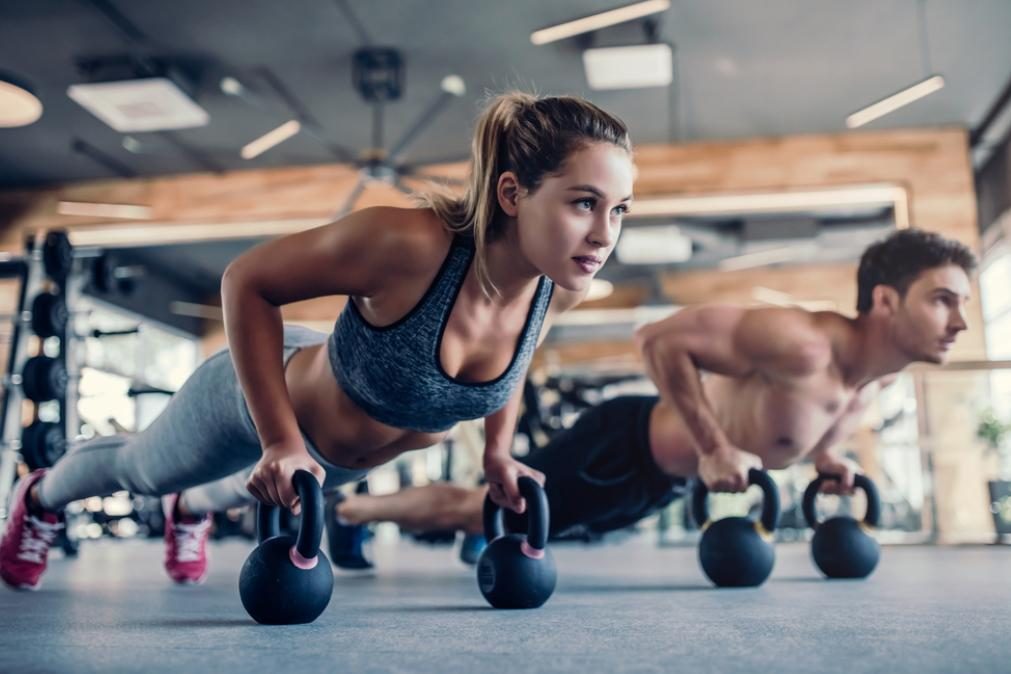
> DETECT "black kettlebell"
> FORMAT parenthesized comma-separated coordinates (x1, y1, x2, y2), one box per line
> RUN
(239, 470, 333, 624)
(692, 468, 780, 588)
(477, 476, 556, 609)
(803, 473, 881, 579)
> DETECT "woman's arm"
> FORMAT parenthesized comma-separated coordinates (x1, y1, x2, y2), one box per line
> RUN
(223, 206, 448, 510)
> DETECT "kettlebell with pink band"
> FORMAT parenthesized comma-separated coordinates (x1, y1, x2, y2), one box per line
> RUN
(239, 469, 333, 624)
(477, 476, 556, 609)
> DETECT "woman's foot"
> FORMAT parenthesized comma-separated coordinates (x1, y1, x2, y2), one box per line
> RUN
(0, 469, 65, 590)
(162, 493, 212, 584)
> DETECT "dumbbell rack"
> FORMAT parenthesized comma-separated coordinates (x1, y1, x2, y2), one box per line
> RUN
(0, 232, 83, 519)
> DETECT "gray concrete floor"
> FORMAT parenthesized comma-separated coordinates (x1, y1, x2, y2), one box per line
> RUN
(1, 536, 1008, 673)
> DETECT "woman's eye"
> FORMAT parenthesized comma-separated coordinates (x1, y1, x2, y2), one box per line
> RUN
(575, 198, 595, 210)
(613, 204, 629, 216)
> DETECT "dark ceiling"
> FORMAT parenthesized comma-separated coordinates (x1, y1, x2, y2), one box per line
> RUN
(3, 1, 1008, 334)
(2, 0, 1010, 189)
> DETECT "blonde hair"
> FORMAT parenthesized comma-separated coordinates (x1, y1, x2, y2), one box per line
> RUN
(419, 92, 631, 296)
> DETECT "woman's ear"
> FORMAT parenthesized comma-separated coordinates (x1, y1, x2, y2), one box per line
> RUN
(496, 171, 521, 217)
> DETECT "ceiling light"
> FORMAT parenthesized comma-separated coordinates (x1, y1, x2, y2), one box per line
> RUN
(440, 75, 466, 96)
(583, 43, 673, 90)
(220, 76, 244, 96)
(531, 0, 670, 45)
(0, 74, 43, 127)
(241, 120, 301, 160)
(845, 75, 944, 128)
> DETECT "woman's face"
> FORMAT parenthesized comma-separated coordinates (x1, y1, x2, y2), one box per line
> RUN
(505, 142, 634, 292)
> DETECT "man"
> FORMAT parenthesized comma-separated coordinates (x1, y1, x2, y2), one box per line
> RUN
(332, 228, 976, 556)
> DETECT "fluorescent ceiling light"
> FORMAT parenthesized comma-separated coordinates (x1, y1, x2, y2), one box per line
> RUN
(531, 0, 670, 45)
(241, 120, 301, 160)
(616, 225, 693, 264)
(0, 76, 42, 127)
(845, 75, 945, 129)
(57, 201, 152, 220)
(67, 77, 209, 133)
(719, 243, 818, 271)
(583, 43, 673, 90)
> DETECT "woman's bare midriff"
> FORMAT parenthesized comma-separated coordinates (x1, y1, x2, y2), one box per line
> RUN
(284, 343, 450, 469)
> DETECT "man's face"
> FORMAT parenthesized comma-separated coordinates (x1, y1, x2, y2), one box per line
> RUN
(887, 264, 972, 364)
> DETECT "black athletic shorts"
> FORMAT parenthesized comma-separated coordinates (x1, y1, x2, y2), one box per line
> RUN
(504, 395, 689, 538)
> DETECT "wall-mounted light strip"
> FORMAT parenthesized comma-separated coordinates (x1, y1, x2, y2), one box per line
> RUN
(241, 119, 301, 160)
(630, 184, 909, 229)
(718, 243, 818, 272)
(57, 201, 152, 220)
(531, 0, 670, 45)
(846, 75, 945, 129)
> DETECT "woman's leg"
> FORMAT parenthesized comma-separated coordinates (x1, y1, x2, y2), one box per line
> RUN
(37, 349, 262, 511)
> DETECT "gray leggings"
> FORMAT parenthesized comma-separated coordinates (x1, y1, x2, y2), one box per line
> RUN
(38, 325, 369, 514)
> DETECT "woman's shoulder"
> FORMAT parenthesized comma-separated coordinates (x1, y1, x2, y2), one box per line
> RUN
(352, 206, 455, 275)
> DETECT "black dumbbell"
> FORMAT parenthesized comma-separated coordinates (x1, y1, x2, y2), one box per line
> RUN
(20, 420, 67, 470)
(42, 231, 73, 283)
(20, 355, 68, 402)
(30, 292, 69, 338)
(803, 473, 881, 579)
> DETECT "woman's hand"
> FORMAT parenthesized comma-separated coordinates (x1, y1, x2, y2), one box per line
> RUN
(246, 442, 326, 515)
(483, 453, 545, 514)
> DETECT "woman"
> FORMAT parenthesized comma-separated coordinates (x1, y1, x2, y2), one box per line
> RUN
(1, 92, 635, 589)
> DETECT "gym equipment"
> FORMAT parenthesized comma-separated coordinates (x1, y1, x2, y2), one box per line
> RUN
(477, 476, 556, 609)
(20, 355, 68, 403)
(90, 254, 143, 296)
(20, 420, 67, 470)
(239, 470, 333, 625)
(29, 291, 68, 338)
(42, 231, 73, 283)
(692, 468, 780, 587)
(803, 473, 881, 579)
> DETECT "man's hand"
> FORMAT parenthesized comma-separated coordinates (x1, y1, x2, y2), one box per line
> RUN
(813, 453, 860, 495)
(697, 444, 763, 492)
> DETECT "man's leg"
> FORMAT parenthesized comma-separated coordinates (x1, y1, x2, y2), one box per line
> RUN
(337, 483, 487, 535)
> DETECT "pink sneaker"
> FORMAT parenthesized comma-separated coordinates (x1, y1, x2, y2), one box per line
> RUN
(0, 469, 65, 591)
(162, 493, 211, 585)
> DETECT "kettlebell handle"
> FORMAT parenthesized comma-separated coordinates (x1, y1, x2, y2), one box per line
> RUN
(255, 469, 325, 561)
(692, 468, 780, 533)
(482, 476, 550, 550)
(802, 473, 880, 529)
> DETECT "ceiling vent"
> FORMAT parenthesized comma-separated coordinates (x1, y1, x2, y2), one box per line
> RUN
(67, 55, 209, 132)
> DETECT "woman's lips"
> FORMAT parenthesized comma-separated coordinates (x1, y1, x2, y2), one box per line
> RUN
(573, 256, 602, 274)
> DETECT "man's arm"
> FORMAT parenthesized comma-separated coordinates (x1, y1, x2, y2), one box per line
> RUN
(635, 305, 831, 455)
(808, 377, 895, 493)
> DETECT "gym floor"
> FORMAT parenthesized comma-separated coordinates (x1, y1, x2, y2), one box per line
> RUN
(1, 537, 1007, 673)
